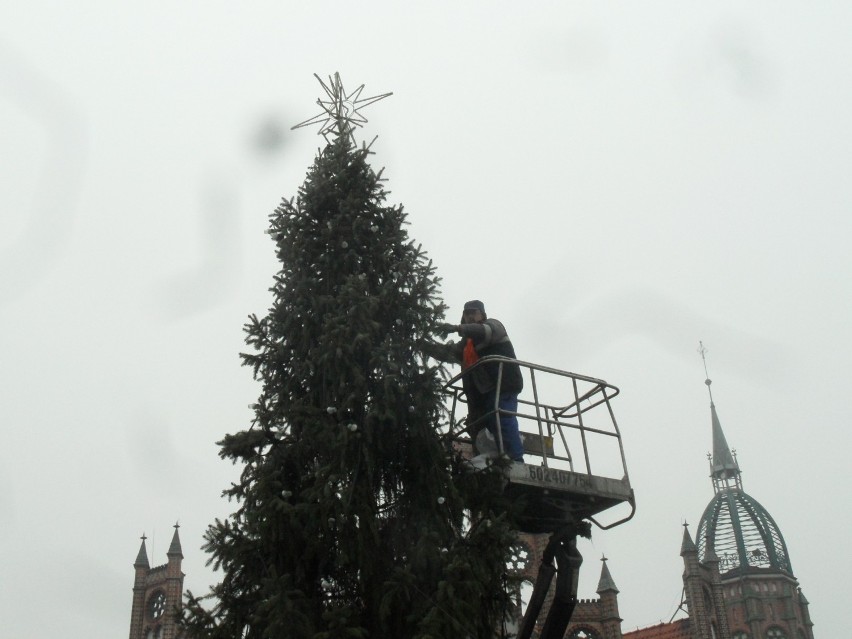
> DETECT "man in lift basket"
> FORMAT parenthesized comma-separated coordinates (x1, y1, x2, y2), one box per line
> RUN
(438, 300, 525, 463)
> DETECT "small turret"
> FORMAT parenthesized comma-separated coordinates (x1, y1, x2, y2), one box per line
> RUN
(129, 534, 149, 639)
(134, 534, 150, 569)
(703, 534, 719, 566)
(596, 555, 619, 594)
(167, 522, 183, 559)
(680, 523, 697, 557)
(596, 556, 623, 639)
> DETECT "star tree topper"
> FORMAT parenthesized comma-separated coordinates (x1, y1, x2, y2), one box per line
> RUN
(292, 72, 392, 144)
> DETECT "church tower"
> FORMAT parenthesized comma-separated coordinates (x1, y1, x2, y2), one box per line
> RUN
(680, 522, 730, 639)
(694, 345, 814, 639)
(128, 524, 185, 639)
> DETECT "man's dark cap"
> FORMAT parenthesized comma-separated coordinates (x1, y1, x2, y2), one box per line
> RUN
(463, 300, 485, 313)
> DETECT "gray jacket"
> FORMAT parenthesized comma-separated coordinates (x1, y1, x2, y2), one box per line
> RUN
(453, 318, 523, 396)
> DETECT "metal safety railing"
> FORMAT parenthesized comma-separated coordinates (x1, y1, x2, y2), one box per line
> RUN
(442, 356, 630, 485)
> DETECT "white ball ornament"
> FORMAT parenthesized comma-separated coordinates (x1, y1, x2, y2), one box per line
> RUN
(437, 496, 445, 505)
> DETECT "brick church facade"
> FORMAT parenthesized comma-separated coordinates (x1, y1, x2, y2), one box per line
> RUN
(128, 524, 185, 639)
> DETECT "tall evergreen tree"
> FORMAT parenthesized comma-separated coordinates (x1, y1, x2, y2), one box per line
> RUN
(181, 76, 518, 639)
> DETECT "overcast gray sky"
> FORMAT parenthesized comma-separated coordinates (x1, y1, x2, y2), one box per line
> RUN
(1, 2, 849, 637)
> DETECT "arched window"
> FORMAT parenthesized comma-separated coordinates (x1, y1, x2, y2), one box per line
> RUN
(147, 591, 167, 621)
(766, 627, 788, 639)
(732, 631, 749, 639)
(507, 541, 531, 574)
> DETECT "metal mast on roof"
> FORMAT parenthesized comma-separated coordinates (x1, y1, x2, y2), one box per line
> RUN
(698, 340, 714, 404)
(292, 72, 392, 145)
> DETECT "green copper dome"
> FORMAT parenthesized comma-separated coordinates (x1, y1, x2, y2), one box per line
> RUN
(696, 488, 792, 576)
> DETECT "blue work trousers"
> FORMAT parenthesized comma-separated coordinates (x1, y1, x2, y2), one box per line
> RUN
(485, 390, 524, 462)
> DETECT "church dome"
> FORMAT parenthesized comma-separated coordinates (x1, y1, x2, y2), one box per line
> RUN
(693, 356, 795, 578)
(696, 488, 792, 576)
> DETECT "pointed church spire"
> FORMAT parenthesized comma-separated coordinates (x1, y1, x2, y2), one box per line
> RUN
(596, 555, 619, 593)
(167, 521, 183, 558)
(680, 523, 697, 556)
(699, 342, 742, 493)
(703, 531, 720, 564)
(134, 533, 150, 568)
(710, 403, 740, 481)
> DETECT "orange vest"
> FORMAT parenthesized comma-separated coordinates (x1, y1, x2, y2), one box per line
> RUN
(462, 338, 479, 369)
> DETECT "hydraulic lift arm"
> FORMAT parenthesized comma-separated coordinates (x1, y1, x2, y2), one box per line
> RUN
(516, 523, 587, 639)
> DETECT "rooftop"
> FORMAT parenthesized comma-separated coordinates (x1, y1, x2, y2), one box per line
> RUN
(623, 619, 691, 639)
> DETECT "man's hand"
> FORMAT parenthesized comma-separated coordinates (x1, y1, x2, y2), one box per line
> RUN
(434, 322, 458, 337)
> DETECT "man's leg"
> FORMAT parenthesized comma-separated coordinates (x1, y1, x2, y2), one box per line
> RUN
(465, 397, 486, 449)
(497, 392, 524, 462)
(485, 389, 525, 462)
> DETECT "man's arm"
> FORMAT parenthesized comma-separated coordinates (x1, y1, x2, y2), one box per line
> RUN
(458, 318, 507, 348)
(423, 339, 463, 364)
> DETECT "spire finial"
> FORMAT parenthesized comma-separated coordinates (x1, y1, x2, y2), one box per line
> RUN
(698, 341, 714, 403)
(292, 73, 392, 144)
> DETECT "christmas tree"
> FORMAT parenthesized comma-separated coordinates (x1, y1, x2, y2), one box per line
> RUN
(181, 74, 518, 639)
